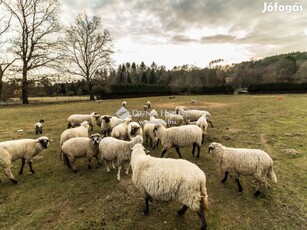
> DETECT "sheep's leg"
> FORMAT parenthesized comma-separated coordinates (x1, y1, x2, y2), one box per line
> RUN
(177, 205, 188, 216)
(27, 161, 35, 174)
(145, 135, 148, 143)
(112, 161, 116, 169)
(125, 164, 130, 175)
(156, 139, 160, 147)
(87, 157, 92, 169)
(196, 144, 201, 158)
(117, 165, 121, 181)
(143, 193, 152, 215)
(192, 143, 196, 156)
(208, 120, 213, 128)
(160, 148, 168, 158)
(95, 156, 102, 167)
(235, 178, 243, 193)
(197, 204, 207, 230)
(104, 160, 110, 172)
(3, 167, 18, 184)
(69, 158, 78, 173)
(202, 134, 205, 144)
(221, 171, 229, 183)
(175, 147, 183, 158)
(19, 158, 26, 175)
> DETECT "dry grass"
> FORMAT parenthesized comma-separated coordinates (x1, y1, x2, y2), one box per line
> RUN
(0, 95, 306, 229)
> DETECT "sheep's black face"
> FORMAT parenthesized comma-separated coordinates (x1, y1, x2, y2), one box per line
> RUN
(208, 146, 214, 154)
(39, 139, 50, 149)
(103, 116, 110, 123)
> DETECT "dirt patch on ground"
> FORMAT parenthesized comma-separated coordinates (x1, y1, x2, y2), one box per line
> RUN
(157, 102, 227, 110)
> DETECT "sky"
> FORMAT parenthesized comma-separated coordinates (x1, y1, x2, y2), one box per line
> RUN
(3, 0, 307, 70)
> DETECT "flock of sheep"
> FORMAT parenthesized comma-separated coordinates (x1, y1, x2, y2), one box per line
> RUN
(0, 99, 278, 230)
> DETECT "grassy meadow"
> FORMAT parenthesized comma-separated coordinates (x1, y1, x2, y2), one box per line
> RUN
(0, 95, 306, 230)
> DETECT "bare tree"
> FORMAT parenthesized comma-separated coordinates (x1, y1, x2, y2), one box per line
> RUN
(0, 9, 15, 101)
(2, 0, 60, 104)
(61, 13, 113, 100)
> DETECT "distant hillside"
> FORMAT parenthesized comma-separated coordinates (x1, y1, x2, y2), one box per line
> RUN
(228, 51, 307, 88)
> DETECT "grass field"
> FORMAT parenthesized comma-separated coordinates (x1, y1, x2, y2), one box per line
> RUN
(0, 95, 306, 230)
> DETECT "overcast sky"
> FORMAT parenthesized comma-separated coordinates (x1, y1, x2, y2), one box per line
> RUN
(18, 0, 307, 69)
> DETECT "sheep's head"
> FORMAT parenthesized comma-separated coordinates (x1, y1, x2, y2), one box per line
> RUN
(39, 119, 45, 123)
(153, 124, 162, 136)
(132, 135, 143, 144)
(102, 115, 111, 123)
(91, 112, 101, 118)
(130, 126, 140, 136)
(131, 143, 149, 155)
(90, 133, 102, 146)
(208, 142, 222, 154)
(37, 136, 52, 149)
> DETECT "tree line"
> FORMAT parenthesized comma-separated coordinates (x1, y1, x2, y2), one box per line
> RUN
(1, 1, 307, 103)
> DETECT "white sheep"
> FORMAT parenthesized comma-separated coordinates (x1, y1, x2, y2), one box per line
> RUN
(208, 142, 277, 197)
(61, 133, 102, 172)
(177, 108, 213, 128)
(98, 135, 143, 180)
(128, 122, 143, 140)
(101, 115, 124, 136)
(175, 106, 188, 114)
(153, 124, 202, 158)
(143, 121, 159, 149)
(110, 116, 132, 140)
(122, 101, 127, 107)
(149, 115, 167, 127)
(196, 114, 209, 144)
(67, 112, 100, 131)
(165, 111, 184, 127)
(0, 136, 52, 184)
(34, 119, 45, 135)
(130, 143, 208, 230)
(149, 109, 158, 118)
(60, 121, 90, 146)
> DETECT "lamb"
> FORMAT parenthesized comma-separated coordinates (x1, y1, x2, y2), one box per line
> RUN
(165, 111, 184, 127)
(130, 143, 209, 230)
(67, 112, 100, 131)
(175, 106, 188, 114)
(122, 101, 127, 107)
(0, 136, 52, 184)
(101, 115, 124, 136)
(98, 135, 143, 180)
(196, 114, 209, 144)
(61, 133, 102, 172)
(149, 109, 158, 118)
(143, 121, 159, 149)
(60, 121, 90, 146)
(153, 124, 202, 158)
(34, 119, 45, 135)
(128, 122, 143, 140)
(208, 142, 277, 197)
(110, 116, 132, 140)
(149, 115, 167, 127)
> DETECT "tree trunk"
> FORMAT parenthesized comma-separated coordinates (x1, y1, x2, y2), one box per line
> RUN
(22, 69, 29, 104)
(88, 82, 94, 100)
(0, 66, 3, 101)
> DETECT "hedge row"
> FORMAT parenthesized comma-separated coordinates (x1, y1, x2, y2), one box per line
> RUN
(248, 83, 307, 94)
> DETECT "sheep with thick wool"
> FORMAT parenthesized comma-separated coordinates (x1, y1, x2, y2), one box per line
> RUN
(143, 120, 159, 149)
(196, 114, 209, 144)
(128, 122, 143, 140)
(165, 111, 184, 127)
(111, 116, 132, 140)
(101, 115, 124, 136)
(0, 136, 52, 184)
(60, 121, 90, 146)
(149, 115, 167, 127)
(130, 143, 209, 230)
(67, 112, 100, 131)
(61, 133, 102, 172)
(99, 135, 143, 180)
(177, 108, 213, 128)
(208, 142, 277, 197)
(153, 124, 202, 158)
